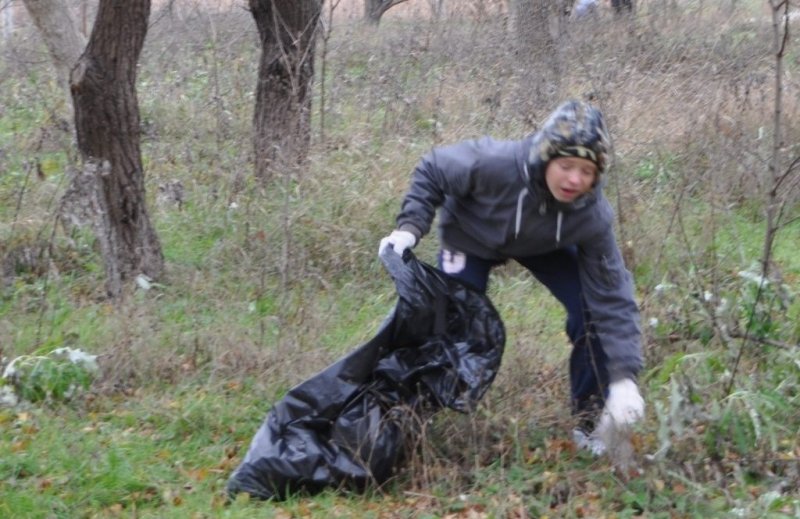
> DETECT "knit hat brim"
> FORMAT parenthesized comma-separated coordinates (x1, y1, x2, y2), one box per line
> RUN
(555, 145, 599, 164)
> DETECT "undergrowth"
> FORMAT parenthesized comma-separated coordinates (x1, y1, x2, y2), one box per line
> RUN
(0, 1, 799, 517)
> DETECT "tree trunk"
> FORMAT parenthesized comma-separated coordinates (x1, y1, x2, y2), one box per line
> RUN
(364, 0, 408, 25)
(22, 0, 87, 119)
(510, 0, 569, 45)
(69, 0, 163, 297)
(610, 0, 634, 14)
(426, 0, 445, 20)
(250, 0, 322, 181)
(509, 0, 569, 110)
(2, 3, 15, 40)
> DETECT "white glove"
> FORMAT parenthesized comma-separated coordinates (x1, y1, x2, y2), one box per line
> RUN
(579, 379, 644, 456)
(378, 230, 416, 256)
(596, 378, 645, 432)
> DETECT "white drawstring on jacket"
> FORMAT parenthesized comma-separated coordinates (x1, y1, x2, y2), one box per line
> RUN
(556, 211, 563, 246)
(515, 188, 528, 238)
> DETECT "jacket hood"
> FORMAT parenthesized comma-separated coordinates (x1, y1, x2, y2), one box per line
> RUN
(524, 100, 612, 210)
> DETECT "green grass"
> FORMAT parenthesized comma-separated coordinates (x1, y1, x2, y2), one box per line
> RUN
(0, 387, 255, 518)
(3, 381, 779, 518)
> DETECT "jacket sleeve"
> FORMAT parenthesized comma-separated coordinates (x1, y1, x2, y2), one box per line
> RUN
(395, 140, 479, 240)
(577, 220, 643, 383)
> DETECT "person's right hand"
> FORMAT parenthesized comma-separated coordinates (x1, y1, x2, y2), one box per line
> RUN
(378, 230, 416, 257)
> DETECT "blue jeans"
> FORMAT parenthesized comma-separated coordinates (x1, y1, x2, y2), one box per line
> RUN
(438, 246, 609, 421)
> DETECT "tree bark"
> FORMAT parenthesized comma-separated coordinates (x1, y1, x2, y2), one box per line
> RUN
(364, 0, 408, 25)
(22, 0, 87, 118)
(610, 0, 634, 14)
(250, 0, 322, 181)
(69, 0, 163, 297)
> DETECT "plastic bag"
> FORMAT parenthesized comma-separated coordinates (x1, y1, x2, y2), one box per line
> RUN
(226, 249, 506, 500)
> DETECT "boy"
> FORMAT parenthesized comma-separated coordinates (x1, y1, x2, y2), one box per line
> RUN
(379, 100, 644, 453)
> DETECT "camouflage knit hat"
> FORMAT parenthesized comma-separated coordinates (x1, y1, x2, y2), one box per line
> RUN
(528, 100, 611, 175)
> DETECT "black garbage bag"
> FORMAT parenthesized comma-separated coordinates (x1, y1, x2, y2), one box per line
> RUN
(226, 248, 506, 500)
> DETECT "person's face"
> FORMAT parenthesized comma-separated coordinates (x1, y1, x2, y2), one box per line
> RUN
(544, 156, 598, 203)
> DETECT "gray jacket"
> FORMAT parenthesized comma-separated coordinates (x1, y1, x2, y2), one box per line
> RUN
(395, 136, 642, 382)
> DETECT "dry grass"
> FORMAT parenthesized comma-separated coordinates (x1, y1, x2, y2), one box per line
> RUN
(3, 0, 797, 379)
(1, 2, 799, 515)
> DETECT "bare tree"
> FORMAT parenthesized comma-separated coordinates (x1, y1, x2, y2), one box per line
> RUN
(2, 1, 15, 40)
(509, 0, 570, 45)
(364, 0, 409, 25)
(68, 0, 163, 297)
(508, 0, 570, 110)
(426, 0, 445, 19)
(318, 0, 342, 144)
(22, 0, 87, 118)
(250, 0, 322, 181)
(726, 0, 798, 394)
(761, 0, 799, 275)
(610, 0, 634, 14)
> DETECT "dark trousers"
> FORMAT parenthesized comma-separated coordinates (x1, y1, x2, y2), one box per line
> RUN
(438, 246, 609, 421)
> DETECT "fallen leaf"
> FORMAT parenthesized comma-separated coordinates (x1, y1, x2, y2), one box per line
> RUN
(210, 492, 229, 509)
(12, 439, 30, 452)
(183, 467, 209, 482)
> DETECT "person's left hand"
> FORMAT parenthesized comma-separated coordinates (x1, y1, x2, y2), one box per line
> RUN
(597, 378, 645, 431)
(575, 378, 644, 456)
